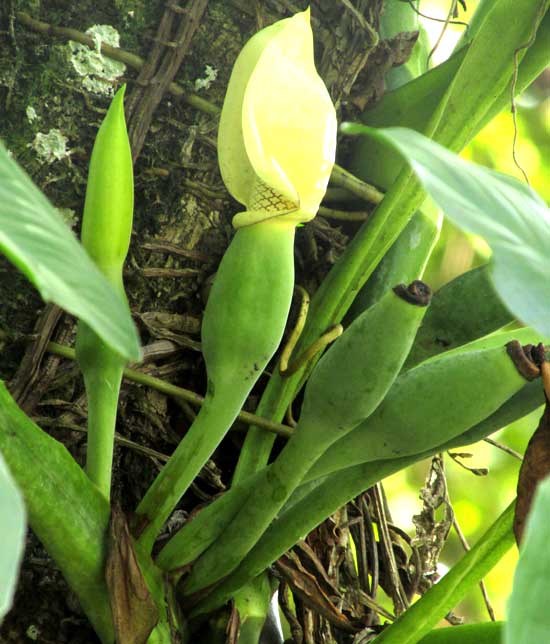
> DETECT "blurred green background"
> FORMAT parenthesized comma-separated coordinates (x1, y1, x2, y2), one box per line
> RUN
(381, 0, 549, 625)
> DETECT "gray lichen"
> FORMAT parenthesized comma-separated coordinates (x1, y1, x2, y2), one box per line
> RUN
(31, 129, 70, 163)
(194, 65, 218, 92)
(68, 25, 126, 96)
(25, 106, 38, 123)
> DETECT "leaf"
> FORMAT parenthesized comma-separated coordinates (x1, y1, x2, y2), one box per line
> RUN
(0, 143, 141, 361)
(275, 550, 357, 634)
(0, 453, 26, 622)
(506, 477, 550, 644)
(342, 124, 550, 337)
(0, 382, 114, 642)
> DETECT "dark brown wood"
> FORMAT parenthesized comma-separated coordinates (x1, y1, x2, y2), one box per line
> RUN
(126, 0, 209, 161)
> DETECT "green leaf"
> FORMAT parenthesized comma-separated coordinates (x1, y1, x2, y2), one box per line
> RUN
(0, 382, 113, 642)
(0, 453, 26, 622)
(506, 477, 550, 643)
(343, 124, 550, 337)
(0, 143, 141, 361)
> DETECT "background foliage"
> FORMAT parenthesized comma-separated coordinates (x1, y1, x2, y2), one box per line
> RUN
(385, 0, 549, 624)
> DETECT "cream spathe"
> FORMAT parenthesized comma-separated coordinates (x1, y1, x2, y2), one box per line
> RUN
(218, 9, 337, 228)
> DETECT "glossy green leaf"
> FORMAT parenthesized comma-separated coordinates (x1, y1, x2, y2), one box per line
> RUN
(0, 382, 113, 641)
(0, 453, 26, 622)
(0, 142, 141, 361)
(343, 124, 550, 337)
(506, 477, 550, 644)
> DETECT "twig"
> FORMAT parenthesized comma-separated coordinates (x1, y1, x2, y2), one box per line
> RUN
(9, 303, 62, 409)
(483, 437, 523, 461)
(279, 324, 343, 378)
(279, 285, 310, 376)
(330, 164, 384, 205)
(141, 240, 211, 263)
(36, 415, 171, 462)
(372, 483, 409, 614)
(447, 451, 488, 476)
(404, 1, 468, 29)
(140, 267, 200, 279)
(15, 11, 219, 116)
(427, 0, 458, 68)
(125, 0, 209, 160)
(361, 495, 379, 599)
(318, 206, 370, 222)
(46, 341, 293, 438)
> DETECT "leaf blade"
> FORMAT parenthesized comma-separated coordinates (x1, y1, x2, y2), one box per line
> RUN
(506, 477, 550, 644)
(344, 124, 550, 337)
(0, 453, 26, 622)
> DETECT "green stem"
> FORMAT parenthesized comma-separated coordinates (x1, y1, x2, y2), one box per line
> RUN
(329, 163, 384, 204)
(189, 285, 430, 593)
(234, 173, 422, 482)
(135, 386, 248, 553)
(231, 377, 287, 485)
(233, 575, 274, 644)
(418, 622, 503, 644)
(133, 542, 186, 643)
(155, 470, 264, 571)
(234, 168, 423, 475)
(184, 423, 323, 594)
(371, 504, 515, 644)
(189, 452, 515, 617)
(158, 375, 541, 581)
(189, 460, 404, 616)
(83, 352, 124, 497)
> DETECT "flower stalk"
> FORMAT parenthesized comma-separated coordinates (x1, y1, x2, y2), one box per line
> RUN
(135, 9, 337, 553)
(76, 85, 134, 500)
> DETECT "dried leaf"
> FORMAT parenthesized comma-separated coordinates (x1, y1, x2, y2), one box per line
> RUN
(226, 604, 240, 644)
(275, 551, 357, 634)
(514, 399, 550, 545)
(411, 455, 453, 588)
(105, 506, 159, 644)
(294, 541, 339, 596)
